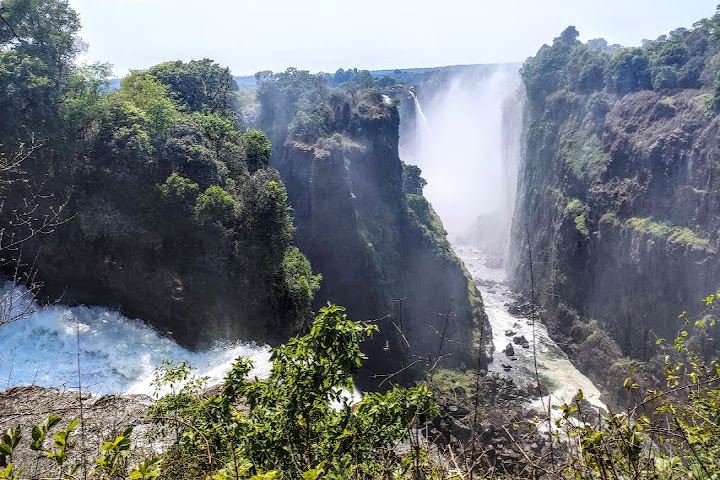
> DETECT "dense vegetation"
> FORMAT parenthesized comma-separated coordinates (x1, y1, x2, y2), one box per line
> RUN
(522, 9, 720, 111)
(0, 0, 320, 344)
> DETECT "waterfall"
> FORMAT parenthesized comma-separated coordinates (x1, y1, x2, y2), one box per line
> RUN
(399, 66, 521, 245)
(408, 90, 430, 150)
(397, 65, 606, 416)
(408, 90, 430, 138)
(0, 283, 271, 396)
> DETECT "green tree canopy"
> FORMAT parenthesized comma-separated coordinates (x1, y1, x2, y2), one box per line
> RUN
(0, 0, 82, 82)
(241, 129, 272, 173)
(401, 162, 427, 196)
(148, 59, 239, 115)
(605, 48, 652, 93)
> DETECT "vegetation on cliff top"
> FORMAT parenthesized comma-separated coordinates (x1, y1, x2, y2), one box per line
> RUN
(0, 0, 320, 344)
(522, 8, 720, 110)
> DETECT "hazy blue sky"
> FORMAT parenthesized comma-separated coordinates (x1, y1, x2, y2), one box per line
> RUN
(70, 0, 719, 77)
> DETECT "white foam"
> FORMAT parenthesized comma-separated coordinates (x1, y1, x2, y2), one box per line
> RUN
(454, 246, 606, 417)
(0, 283, 271, 396)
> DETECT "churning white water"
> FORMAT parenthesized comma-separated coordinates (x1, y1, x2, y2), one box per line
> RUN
(456, 247, 605, 416)
(0, 283, 271, 396)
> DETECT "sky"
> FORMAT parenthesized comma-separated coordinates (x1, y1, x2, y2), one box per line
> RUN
(70, 0, 719, 77)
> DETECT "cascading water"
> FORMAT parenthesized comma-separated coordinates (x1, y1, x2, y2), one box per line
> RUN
(400, 67, 521, 245)
(0, 283, 271, 396)
(408, 90, 430, 143)
(398, 65, 606, 415)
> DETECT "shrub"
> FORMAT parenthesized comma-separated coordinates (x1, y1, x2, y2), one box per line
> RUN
(158, 173, 199, 208)
(193, 185, 240, 227)
(150, 304, 439, 479)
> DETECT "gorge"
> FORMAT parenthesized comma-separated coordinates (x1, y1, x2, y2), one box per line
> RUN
(3, 1, 720, 476)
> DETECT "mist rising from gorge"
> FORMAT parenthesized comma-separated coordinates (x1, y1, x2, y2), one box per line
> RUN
(399, 65, 522, 249)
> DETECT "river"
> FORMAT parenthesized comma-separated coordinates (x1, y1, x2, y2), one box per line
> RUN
(455, 245, 606, 416)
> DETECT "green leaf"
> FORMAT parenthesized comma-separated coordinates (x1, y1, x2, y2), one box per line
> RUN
(303, 469, 319, 480)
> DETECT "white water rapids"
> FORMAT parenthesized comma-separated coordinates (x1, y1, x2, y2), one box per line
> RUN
(455, 246, 605, 415)
(0, 283, 272, 396)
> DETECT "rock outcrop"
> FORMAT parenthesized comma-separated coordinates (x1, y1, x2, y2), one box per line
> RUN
(259, 83, 490, 385)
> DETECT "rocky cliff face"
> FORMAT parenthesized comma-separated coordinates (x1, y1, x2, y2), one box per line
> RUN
(4, 61, 320, 350)
(262, 86, 489, 385)
(510, 42, 720, 401)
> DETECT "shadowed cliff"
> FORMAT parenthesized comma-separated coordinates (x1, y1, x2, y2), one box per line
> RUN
(252, 70, 490, 386)
(510, 23, 720, 405)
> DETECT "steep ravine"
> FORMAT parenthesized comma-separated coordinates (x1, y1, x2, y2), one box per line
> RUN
(393, 65, 606, 411)
(258, 84, 491, 385)
(455, 246, 605, 415)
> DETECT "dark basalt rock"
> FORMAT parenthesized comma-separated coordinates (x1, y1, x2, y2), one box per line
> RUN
(265, 98, 491, 386)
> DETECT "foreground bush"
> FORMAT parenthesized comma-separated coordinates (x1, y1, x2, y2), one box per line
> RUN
(150, 304, 440, 480)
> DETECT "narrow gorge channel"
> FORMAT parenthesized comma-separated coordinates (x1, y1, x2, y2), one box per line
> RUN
(399, 66, 606, 415)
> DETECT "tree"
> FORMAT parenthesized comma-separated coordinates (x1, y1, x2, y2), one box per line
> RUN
(559, 25, 581, 46)
(255, 67, 327, 144)
(651, 65, 679, 90)
(401, 162, 427, 196)
(148, 59, 239, 115)
(159, 172, 199, 211)
(586, 38, 622, 54)
(376, 75, 396, 87)
(605, 47, 652, 93)
(241, 130, 271, 173)
(0, 0, 84, 142)
(193, 112, 239, 160)
(521, 26, 579, 106)
(288, 100, 331, 142)
(193, 185, 240, 227)
(118, 70, 180, 135)
(0, 0, 83, 84)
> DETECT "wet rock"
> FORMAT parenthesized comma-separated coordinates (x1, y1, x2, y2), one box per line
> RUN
(513, 334, 530, 348)
(484, 255, 504, 269)
(502, 363, 512, 370)
(504, 329, 515, 336)
(527, 383, 550, 396)
(509, 301, 537, 317)
(504, 343, 515, 356)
